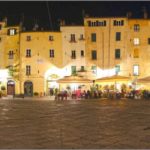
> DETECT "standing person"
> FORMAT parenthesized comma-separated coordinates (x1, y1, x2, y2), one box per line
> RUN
(55, 88, 58, 100)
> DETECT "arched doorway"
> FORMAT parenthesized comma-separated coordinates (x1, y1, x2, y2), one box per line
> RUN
(47, 74, 59, 96)
(7, 80, 15, 95)
(24, 81, 33, 97)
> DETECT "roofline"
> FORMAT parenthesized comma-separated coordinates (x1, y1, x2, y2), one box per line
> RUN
(21, 31, 61, 33)
(84, 16, 127, 19)
(60, 25, 84, 27)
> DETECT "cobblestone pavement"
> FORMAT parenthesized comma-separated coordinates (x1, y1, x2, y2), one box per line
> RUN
(0, 99, 150, 149)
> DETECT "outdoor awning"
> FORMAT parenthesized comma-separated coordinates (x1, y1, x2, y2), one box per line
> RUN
(137, 76, 150, 83)
(57, 75, 92, 83)
(96, 75, 131, 82)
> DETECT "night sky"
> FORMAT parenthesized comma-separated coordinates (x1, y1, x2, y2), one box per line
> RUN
(0, 1, 150, 31)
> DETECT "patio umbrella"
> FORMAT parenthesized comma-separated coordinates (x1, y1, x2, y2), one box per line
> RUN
(96, 75, 131, 82)
(57, 75, 92, 83)
(137, 76, 150, 83)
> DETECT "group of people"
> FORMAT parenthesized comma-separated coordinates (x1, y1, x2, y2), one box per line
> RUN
(49, 88, 150, 100)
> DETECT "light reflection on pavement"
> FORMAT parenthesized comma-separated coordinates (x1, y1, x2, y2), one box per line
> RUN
(0, 99, 149, 149)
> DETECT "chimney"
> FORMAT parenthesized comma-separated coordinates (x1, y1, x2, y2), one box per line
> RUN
(60, 20, 65, 26)
(3, 17, 7, 26)
(126, 12, 132, 18)
(143, 7, 148, 19)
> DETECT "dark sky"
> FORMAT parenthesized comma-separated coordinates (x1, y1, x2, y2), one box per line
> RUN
(0, 1, 150, 31)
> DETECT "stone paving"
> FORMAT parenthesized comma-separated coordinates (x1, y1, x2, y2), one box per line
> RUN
(0, 98, 150, 149)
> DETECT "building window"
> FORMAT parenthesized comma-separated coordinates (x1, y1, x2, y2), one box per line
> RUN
(134, 24, 140, 32)
(115, 65, 120, 75)
(148, 38, 150, 44)
(133, 65, 139, 76)
(71, 66, 76, 75)
(8, 51, 14, 59)
(103, 21, 106, 26)
(91, 66, 97, 74)
(70, 34, 76, 42)
(26, 65, 31, 75)
(133, 38, 140, 45)
(81, 50, 84, 57)
(81, 66, 84, 71)
(7, 28, 16, 36)
(0, 37, 2, 42)
(88, 21, 92, 26)
(91, 33, 96, 42)
(79, 34, 84, 40)
(91, 50, 97, 60)
(49, 36, 54, 41)
(26, 36, 31, 41)
(71, 50, 76, 59)
(133, 48, 139, 58)
(113, 20, 124, 26)
(121, 20, 124, 26)
(116, 32, 121, 41)
(49, 49, 54, 58)
(88, 20, 106, 27)
(26, 49, 31, 57)
(115, 49, 120, 59)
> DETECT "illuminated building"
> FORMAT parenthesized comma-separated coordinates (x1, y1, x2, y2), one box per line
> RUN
(20, 31, 63, 96)
(0, 13, 150, 96)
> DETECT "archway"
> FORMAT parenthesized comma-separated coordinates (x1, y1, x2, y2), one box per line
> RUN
(7, 80, 15, 95)
(24, 81, 33, 97)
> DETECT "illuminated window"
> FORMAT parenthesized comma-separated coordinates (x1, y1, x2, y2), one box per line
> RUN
(91, 33, 96, 42)
(71, 66, 76, 75)
(8, 51, 14, 59)
(7, 28, 16, 36)
(91, 66, 97, 74)
(71, 50, 76, 59)
(116, 32, 121, 41)
(133, 49, 139, 58)
(133, 65, 139, 76)
(134, 38, 140, 45)
(134, 24, 140, 32)
(26, 65, 31, 75)
(91, 50, 97, 60)
(49, 49, 54, 58)
(115, 49, 121, 59)
(115, 65, 120, 75)
(26, 49, 31, 57)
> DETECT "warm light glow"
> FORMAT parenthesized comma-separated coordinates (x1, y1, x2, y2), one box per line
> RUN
(0, 69, 9, 81)
(96, 67, 116, 78)
(70, 83, 78, 91)
(48, 81, 59, 88)
(44, 66, 64, 80)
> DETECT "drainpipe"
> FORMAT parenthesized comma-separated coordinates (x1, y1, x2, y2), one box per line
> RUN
(108, 18, 111, 74)
(18, 25, 22, 95)
(102, 31, 104, 69)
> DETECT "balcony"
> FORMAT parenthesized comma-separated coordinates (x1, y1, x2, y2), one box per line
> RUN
(71, 56, 76, 59)
(79, 37, 85, 41)
(69, 40, 77, 43)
